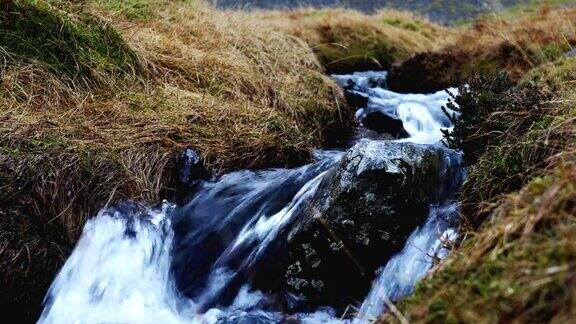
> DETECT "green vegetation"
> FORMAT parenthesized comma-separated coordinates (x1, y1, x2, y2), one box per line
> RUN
(505, 0, 575, 15)
(0, 0, 139, 85)
(93, 0, 155, 20)
(441, 72, 557, 227)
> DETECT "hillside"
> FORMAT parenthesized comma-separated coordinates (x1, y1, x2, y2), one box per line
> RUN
(216, 0, 575, 24)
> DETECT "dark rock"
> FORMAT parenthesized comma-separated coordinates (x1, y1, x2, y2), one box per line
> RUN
(361, 111, 409, 139)
(344, 90, 369, 108)
(333, 77, 355, 91)
(254, 140, 449, 312)
(174, 149, 210, 201)
(332, 71, 388, 91)
(387, 51, 466, 94)
(363, 73, 387, 89)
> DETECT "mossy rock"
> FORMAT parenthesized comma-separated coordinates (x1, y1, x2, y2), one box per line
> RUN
(252, 141, 460, 313)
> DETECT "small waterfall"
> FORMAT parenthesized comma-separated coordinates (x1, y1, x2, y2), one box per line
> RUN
(40, 71, 464, 323)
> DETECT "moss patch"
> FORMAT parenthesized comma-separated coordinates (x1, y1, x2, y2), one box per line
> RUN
(93, 0, 154, 20)
(0, 0, 139, 86)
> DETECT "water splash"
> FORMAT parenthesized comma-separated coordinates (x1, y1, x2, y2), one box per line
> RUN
(39, 202, 194, 324)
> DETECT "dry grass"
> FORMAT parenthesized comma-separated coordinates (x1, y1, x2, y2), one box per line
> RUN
(88, 0, 350, 170)
(388, 4, 576, 92)
(253, 8, 451, 73)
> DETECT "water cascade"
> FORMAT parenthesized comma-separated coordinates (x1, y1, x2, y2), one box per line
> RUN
(40, 71, 465, 323)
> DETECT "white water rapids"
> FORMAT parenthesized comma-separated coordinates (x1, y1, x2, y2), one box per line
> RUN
(39, 72, 463, 323)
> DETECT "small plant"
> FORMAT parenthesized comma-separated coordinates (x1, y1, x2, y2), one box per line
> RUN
(441, 72, 516, 166)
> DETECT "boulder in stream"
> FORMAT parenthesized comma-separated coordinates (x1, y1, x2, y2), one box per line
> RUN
(344, 90, 369, 108)
(254, 140, 450, 312)
(174, 149, 210, 201)
(361, 111, 409, 139)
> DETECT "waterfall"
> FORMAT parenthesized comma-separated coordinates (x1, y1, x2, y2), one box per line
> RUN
(40, 71, 464, 323)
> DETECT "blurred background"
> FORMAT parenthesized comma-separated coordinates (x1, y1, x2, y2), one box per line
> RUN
(214, 0, 575, 24)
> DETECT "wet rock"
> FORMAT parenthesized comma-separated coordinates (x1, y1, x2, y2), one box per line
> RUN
(255, 140, 449, 312)
(174, 149, 210, 201)
(361, 111, 409, 139)
(332, 71, 388, 91)
(362, 72, 387, 89)
(344, 90, 369, 108)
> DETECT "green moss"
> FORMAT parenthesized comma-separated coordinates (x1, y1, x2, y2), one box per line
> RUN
(539, 43, 566, 62)
(94, 0, 153, 20)
(0, 0, 140, 86)
(93, 0, 198, 21)
(313, 30, 399, 73)
(1, 134, 69, 156)
(503, 0, 575, 16)
(428, 299, 451, 322)
(382, 18, 421, 32)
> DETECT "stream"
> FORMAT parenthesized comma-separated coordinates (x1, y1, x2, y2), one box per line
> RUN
(39, 71, 465, 323)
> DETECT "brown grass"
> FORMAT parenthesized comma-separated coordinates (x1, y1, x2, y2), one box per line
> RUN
(253, 8, 451, 73)
(388, 5, 576, 92)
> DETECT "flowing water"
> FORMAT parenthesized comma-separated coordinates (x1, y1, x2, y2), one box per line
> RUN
(39, 71, 464, 323)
